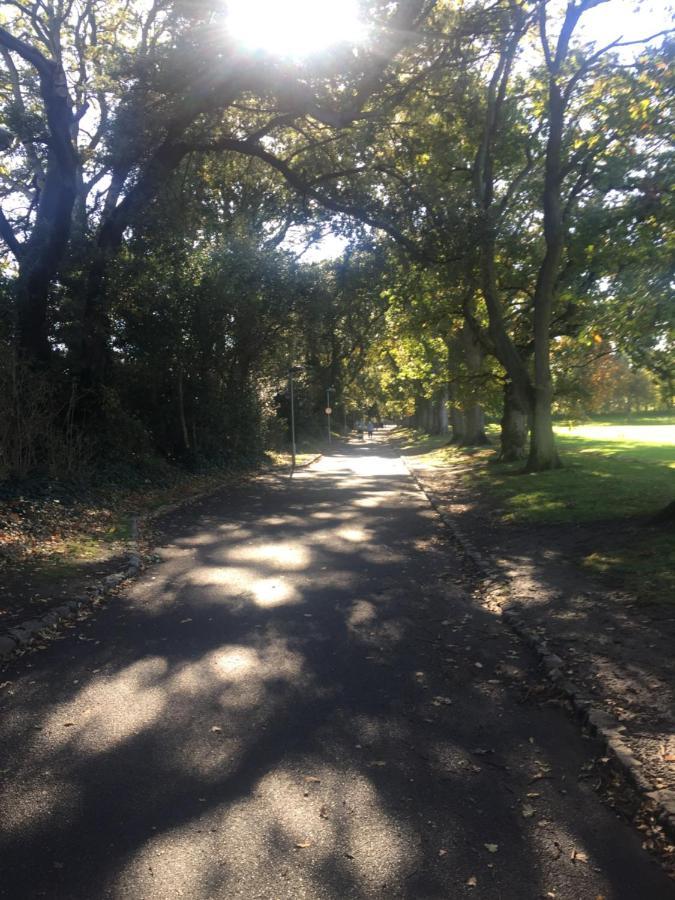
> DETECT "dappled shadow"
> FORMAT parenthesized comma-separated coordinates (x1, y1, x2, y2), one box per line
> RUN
(408, 453, 675, 799)
(0, 439, 671, 898)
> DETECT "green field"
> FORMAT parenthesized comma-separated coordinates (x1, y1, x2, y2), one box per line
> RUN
(400, 417, 675, 603)
(490, 419, 675, 525)
(401, 417, 675, 524)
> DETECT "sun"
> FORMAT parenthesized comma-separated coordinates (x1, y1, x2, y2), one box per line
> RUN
(226, 0, 366, 58)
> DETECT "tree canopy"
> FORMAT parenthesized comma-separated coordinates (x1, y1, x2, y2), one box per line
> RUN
(0, 0, 672, 479)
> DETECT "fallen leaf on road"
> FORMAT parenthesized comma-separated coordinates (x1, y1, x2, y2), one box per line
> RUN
(62, 722, 76, 727)
(179, 618, 192, 624)
(521, 804, 535, 818)
(484, 844, 498, 853)
(432, 696, 452, 705)
(474, 662, 483, 669)
(438, 848, 448, 856)
(294, 841, 311, 849)
(571, 849, 588, 864)
(466, 875, 478, 887)
(304, 776, 321, 783)
(210, 726, 222, 733)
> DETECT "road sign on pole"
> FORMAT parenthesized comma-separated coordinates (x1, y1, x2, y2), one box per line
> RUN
(325, 406, 332, 415)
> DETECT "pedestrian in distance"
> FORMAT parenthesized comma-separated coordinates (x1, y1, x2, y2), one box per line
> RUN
(367, 420, 374, 440)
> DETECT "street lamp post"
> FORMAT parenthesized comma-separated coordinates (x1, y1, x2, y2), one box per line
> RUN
(288, 365, 303, 473)
(326, 386, 335, 445)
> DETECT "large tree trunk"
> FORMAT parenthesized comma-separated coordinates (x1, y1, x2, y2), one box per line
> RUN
(527, 383, 560, 470)
(450, 406, 465, 443)
(462, 403, 488, 445)
(422, 397, 434, 433)
(0, 30, 79, 364)
(499, 381, 529, 461)
(526, 75, 566, 472)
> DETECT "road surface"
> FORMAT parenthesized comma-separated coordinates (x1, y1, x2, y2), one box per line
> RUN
(0, 437, 671, 898)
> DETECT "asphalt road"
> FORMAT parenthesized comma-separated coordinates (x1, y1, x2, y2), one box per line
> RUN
(0, 436, 672, 899)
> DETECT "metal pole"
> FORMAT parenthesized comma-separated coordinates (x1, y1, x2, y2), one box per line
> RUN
(326, 387, 333, 445)
(290, 371, 297, 471)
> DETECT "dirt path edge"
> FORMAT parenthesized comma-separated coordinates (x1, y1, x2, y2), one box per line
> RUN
(399, 454, 675, 846)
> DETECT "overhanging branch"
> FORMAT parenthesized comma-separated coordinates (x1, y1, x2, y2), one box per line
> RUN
(0, 205, 24, 260)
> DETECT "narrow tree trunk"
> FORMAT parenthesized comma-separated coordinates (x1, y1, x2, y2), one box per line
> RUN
(177, 367, 190, 451)
(460, 320, 489, 445)
(438, 385, 449, 436)
(499, 381, 529, 461)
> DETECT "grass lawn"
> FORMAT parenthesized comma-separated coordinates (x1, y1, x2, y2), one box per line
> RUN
(398, 417, 675, 604)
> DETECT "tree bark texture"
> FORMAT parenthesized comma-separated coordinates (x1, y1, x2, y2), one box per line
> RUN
(499, 381, 529, 461)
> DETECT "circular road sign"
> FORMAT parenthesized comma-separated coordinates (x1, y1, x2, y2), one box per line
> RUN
(325, 407, 332, 415)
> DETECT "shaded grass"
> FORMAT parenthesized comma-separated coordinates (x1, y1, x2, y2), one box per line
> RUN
(398, 421, 675, 525)
(582, 532, 675, 606)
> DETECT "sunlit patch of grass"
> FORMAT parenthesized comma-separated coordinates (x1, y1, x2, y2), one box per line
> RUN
(450, 417, 675, 525)
(554, 421, 675, 468)
(396, 427, 495, 467)
(475, 453, 674, 525)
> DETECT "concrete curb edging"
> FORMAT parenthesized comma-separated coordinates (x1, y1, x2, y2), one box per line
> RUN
(400, 454, 675, 844)
(0, 553, 142, 665)
(0, 454, 323, 667)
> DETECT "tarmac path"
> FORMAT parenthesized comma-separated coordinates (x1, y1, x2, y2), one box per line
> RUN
(0, 436, 672, 899)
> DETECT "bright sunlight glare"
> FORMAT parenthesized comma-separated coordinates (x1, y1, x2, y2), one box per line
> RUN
(226, 0, 365, 58)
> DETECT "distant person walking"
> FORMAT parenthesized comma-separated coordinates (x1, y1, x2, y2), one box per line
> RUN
(367, 420, 375, 440)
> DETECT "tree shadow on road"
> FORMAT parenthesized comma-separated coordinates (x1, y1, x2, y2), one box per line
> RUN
(0, 446, 671, 898)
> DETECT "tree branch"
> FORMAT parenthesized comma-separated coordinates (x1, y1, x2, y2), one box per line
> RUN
(0, 205, 24, 260)
(186, 136, 430, 261)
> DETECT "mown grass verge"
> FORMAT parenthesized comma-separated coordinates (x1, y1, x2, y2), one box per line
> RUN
(398, 418, 675, 604)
